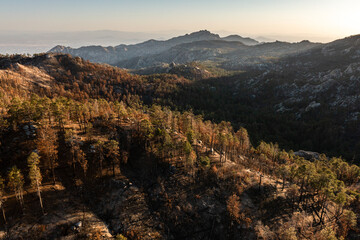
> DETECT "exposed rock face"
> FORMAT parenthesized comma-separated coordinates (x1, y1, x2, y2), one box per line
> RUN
(294, 150, 320, 161)
(305, 101, 321, 112)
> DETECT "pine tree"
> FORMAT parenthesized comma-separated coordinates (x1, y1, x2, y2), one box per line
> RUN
(95, 140, 105, 176)
(27, 152, 44, 214)
(8, 166, 24, 210)
(75, 146, 87, 179)
(106, 140, 120, 176)
(36, 125, 58, 185)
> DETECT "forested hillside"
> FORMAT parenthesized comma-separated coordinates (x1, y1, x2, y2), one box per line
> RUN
(47, 33, 360, 163)
(0, 53, 359, 239)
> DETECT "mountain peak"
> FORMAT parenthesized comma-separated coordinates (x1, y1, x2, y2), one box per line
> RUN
(188, 30, 216, 36)
(178, 30, 220, 40)
(165, 30, 221, 45)
(49, 45, 69, 52)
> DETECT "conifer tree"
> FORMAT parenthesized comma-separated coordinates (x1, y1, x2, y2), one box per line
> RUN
(27, 152, 44, 214)
(95, 140, 105, 176)
(106, 140, 120, 176)
(36, 125, 58, 185)
(75, 147, 87, 179)
(8, 166, 24, 210)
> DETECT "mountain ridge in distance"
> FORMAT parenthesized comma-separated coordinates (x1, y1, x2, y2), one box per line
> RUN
(222, 34, 259, 45)
(48, 30, 224, 65)
(49, 30, 321, 68)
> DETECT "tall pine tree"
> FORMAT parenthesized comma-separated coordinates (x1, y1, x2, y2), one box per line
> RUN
(27, 152, 44, 214)
(8, 166, 24, 210)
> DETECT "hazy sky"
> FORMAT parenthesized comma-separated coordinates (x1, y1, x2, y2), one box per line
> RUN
(0, 0, 359, 42)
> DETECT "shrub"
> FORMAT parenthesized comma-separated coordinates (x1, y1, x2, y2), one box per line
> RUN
(227, 193, 241, 222)
(115, 234, 127, 240)
(200, 156, 210, 167)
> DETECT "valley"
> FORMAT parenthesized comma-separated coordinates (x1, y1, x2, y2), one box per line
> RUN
(0, 31, 359, 239)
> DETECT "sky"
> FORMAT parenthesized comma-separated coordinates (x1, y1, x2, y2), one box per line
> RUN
(0, 0, 359, 53)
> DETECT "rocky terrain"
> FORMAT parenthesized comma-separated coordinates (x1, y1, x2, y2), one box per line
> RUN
(234, 34, 360, 117)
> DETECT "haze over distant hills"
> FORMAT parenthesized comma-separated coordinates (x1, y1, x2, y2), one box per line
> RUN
(49, 30, 321, 69)
(1, 30, 254, 54)
(0, 30, 177, 54)
(1, 29, 334, 55)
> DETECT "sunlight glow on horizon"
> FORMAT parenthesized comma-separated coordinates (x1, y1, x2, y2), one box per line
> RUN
(0, 0, 359, 43)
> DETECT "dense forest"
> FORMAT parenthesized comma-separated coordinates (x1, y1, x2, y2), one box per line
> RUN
(0, 53, 359, 239)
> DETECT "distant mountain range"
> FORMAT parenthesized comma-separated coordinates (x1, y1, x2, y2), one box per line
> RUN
(49, 30, 323, 70)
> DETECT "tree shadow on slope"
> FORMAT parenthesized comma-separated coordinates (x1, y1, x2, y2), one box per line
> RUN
(243, 183, 298, 225)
